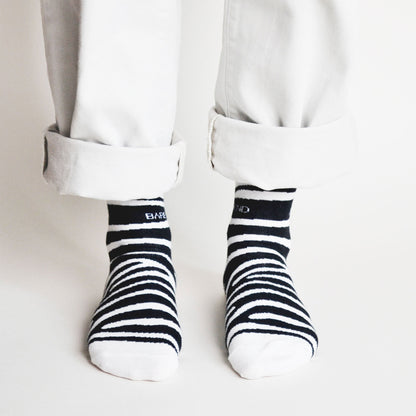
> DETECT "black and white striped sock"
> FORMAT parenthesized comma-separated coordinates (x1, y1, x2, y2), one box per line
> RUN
(224, 185, 318, 379)
(88, 198, 181, 381)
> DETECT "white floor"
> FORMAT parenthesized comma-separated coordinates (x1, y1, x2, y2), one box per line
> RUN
(1, 1, 416, 415)
(1, 182, 415, 415)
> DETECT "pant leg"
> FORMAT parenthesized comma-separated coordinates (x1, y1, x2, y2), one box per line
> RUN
(208, 0, 357, 189)
(40, 0, 184, 200)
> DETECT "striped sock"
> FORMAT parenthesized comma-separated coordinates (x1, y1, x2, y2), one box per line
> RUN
(88, 198, 181, 381)
(224, 185, 318, 379)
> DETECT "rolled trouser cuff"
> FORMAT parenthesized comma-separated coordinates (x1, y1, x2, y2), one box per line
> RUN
(43, 125, 186, 200)
(207, 108, 357, 189)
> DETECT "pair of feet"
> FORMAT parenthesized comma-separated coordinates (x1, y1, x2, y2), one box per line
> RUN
(88, 185, 318, 381)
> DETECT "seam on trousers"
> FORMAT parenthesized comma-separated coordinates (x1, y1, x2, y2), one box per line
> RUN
(207, 111, 221, 168)
(223, 0, 231, 118)
(43, 137, 48, 173)
(174, 131, 186, 184)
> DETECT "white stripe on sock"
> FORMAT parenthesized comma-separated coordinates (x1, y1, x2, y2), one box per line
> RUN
(108, 221, 170, 231)
(230, 218, 290, 228)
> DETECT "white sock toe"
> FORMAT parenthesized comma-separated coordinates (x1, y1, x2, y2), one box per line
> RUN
(89, 342, 179, 381)
(228, 334, 313, 379)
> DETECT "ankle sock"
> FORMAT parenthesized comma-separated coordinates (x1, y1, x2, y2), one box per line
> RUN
(88, 197, 181, 381)
(224, 185, 318, 379)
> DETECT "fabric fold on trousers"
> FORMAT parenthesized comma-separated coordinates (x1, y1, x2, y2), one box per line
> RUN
(209, 0, 357, 189)
(207, 108, 357, 189)
(40, 0, 182, 201)
(43, 125, 186, 201)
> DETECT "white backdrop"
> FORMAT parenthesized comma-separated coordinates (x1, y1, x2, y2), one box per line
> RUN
(0, 0, 415, 415)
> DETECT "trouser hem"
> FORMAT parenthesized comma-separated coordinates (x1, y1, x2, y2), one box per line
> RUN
(42, 125, 186, 200)
(207, 108, 357, 189)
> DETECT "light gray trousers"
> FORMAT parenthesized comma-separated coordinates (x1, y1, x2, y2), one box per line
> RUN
(41, 0, 356, 201)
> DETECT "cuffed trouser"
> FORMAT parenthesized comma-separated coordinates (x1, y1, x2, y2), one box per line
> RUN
(40, 0, 356, 201)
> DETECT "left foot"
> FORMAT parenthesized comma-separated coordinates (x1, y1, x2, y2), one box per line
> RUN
(223, 185, 318, 379)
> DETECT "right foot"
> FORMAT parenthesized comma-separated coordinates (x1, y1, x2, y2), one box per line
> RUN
(88, 198, 181, 381)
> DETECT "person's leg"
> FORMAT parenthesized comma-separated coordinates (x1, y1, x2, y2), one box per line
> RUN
(40, 0, 183, 381)
(209, 0, 356, 379)
(41, 0, 184, 201)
